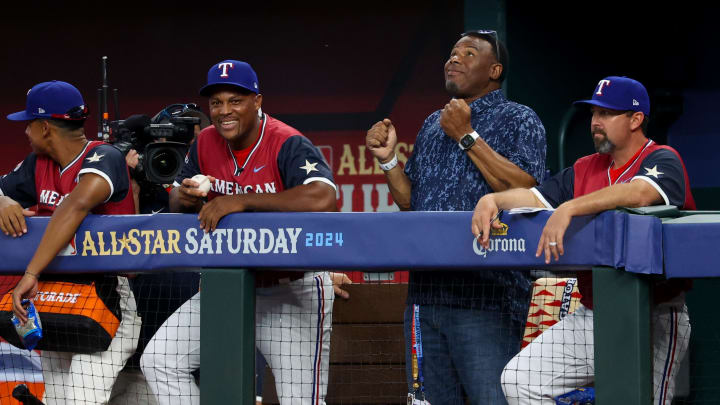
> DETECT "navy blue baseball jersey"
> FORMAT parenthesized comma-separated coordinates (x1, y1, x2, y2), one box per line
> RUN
(0, 141, 133, 216)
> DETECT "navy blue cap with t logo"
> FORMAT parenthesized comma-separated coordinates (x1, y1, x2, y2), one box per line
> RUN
(199, 60, 260, 97)
(574, 76, 650, 115)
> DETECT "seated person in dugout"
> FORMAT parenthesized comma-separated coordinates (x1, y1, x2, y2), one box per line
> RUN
(1, 80, 141, 405)
(471, 76, 693, 405)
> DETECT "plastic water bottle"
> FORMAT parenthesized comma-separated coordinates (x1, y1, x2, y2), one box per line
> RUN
(10, 299, 42, 351)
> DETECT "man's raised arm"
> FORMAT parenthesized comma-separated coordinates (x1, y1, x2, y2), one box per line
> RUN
(366, 119, 412, 210)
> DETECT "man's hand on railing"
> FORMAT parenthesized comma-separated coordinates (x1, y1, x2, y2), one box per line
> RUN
(536, 206, 572, 264)
(0, 196, 35, 238)
(471, 194, 502, 247)
(330, 272, 352, 299)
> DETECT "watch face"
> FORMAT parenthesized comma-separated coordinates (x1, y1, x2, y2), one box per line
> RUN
(460, 134, 475, 149)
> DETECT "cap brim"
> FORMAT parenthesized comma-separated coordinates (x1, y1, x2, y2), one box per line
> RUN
(573, 99, 623, 111)
(6, 110, 36, 121)
(199, 82, 258, 97)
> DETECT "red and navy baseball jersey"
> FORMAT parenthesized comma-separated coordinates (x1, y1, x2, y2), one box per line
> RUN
(531, 140, 695, 308)
(0, 141, 134, 216)
(175, 113, 335, 199)
(532, 140, 694, 210)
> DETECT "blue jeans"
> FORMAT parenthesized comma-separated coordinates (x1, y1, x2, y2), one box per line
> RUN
(404, 304, 524, 405)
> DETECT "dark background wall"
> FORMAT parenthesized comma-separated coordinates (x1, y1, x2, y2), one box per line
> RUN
(0, 2, 465, 213)
(1, 1, 719, 402)
(500, 3, 720, 212)
(2, 3, 718, 202)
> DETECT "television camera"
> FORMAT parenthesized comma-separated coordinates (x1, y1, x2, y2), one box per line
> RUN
(111, 104, 204, 185)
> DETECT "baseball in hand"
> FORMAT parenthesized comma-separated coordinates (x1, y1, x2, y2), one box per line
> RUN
(191, 174, 212, 194)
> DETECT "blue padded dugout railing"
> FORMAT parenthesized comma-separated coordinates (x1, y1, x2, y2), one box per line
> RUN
(2, 209, 716, 404)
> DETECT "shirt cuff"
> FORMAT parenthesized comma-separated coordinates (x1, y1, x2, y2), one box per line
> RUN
(530, 187, 554, 209)
(78, 168, 114, 203)
(632, 176, 670, 205)
(303, 177, 337, 191)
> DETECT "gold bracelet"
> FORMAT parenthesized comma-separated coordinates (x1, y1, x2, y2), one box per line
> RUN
(24, 272, 39, 279)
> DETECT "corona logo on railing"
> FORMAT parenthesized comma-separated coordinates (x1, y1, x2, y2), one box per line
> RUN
(472, 222, 526, 258)
(490, 221, 509, 236)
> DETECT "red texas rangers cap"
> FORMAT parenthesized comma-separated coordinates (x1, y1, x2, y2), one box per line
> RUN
(574, 76, 650, 116)
(7, 80, 88, 121)
(199, 60, 260, 97)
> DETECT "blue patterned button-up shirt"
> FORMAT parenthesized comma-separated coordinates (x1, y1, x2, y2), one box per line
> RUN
(404, 89, 546, 321)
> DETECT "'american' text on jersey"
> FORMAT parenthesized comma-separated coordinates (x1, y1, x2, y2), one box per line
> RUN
(211, 179, 277, 195)
(39, 189, 69, 207)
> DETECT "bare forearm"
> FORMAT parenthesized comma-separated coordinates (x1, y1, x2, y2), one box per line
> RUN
(559, 181, 662, 217)
(466, 138, 537, 191)
(492, 188, 544, 210)
(26, 201, 89, 276)
(382, 165, 412, 210)
(234, 183, 337, 212)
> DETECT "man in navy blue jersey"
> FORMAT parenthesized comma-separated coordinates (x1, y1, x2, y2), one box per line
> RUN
(367, 31, 546, 404)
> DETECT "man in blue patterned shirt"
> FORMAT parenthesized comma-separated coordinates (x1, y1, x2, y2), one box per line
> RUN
(366, 30, 546, 404)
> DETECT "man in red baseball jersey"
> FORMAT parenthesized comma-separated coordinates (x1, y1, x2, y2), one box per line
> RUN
(0, 80, 141, 404)
(471, 76, 693, 404)
(141, 60, 341, 405)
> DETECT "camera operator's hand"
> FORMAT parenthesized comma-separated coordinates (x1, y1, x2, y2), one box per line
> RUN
(198, 195, 244, 233)
(0, 196, 35, 238)
(125, 149, 140, 170)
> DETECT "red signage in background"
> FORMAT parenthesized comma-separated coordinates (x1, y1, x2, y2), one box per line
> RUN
(315, 136, 413, 213)
(308, 131, 417, 283)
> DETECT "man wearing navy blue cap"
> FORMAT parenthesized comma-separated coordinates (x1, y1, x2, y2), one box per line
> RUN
(0, 80, 141, 404)
(471, 76, 694, 404)
(140, 60, 348, 405)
